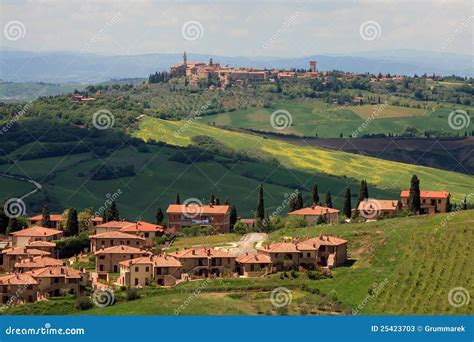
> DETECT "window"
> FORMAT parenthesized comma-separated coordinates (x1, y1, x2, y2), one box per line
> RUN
(438, 199, 441, 204)
(135, 267, 139, 272)
(145, 267, 149, 272)
(99, 255, 105, 260)
(307, 253, 311, 257)
(145, 233, 149, 238)
(300, 253, 303, 257)
(135, 278, 138, 286)
(126, 240, 130, 245)
(319, 246, 325, 252)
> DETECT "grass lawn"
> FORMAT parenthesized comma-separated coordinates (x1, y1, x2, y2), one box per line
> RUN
(168, 233, 241, 251)
(351, 104, 428, 119)
(135, 117, 473, 203)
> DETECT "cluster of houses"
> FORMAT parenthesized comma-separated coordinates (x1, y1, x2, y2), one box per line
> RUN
(0, 189, 450, 306)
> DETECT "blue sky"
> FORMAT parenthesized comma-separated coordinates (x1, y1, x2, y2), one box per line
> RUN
(1, 0, 472, 57)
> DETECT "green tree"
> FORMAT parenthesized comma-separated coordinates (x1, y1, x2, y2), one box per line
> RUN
(41, 204, 51, 228)
(311, 184, 319, 205)
(107, 201, 120, 222)
(209, 195, 215, 205)
(358, 180, 369, 204)
(176, 193, 181, 205)
(408, 175, 421, 213)
(256, 183, 265, 220)
(343, 188, 352, 218)
(230, 204, 237, 229)
(325, 191, 333, 208)
(155, 207, 164, 225)
(296, 192, 304, 210)
(65, 208, 79, 236)
(78, 207, 93, 233)
(445, 194, 452, 213)
(0, 202, 9, 235)
(6, 217, 21, 235)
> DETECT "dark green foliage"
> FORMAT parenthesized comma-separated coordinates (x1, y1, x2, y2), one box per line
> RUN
(0, 202, 9, 235)
(126, 288, 141, 301)
(74, 297, 93, 310)
(358, 180, 369, 203)
(325, 191, 333, 208)
(87, 164, 135, 181)
(65, 208, 79, 236)
(6, 217, 22, 235)
(311, 184, 319, 205)
(445, 194, 452, 213)
(408, 175, 421, 213)
(106, 201, 120, 222)
(176, 193, 180, 205)
(230, 204, 237, 229)
(55, 233, 90, 258)
(155, 207, 164, 225)
(256, 183, 265, 220)
(343, 188, 351, 218)
(41, 204, 51, 228)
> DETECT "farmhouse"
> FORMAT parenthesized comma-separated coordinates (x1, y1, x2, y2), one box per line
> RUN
(93, 220, 135, 235)
(89, 231, 145, 252)
(119, 221, 165, 239)
(14, 256, 63, 273)
(288, 205, 340, 224)
(235, 253, 272, 277)
(27, 214, 102, 229)
(400, 190, 450, 214)
(95, 245, 150, 273)
(0, 273, 39, 304)
(25, 240, 56, 254)
(10, 226, 62, 248)
(169, 247, 235, 277)
(27, 266, 87, 297)
(166, 204, 231, 233)
(357, 199, 401, 219)
(117, 255, 183, 287)
(2, 247, 50, 273)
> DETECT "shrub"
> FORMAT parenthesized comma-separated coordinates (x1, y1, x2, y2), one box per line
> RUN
(284, 215, 307, 229)
(126, 288, 141, 301)
(74, 297, 92, 310)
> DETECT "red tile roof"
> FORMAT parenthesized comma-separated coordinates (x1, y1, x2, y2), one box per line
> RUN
(1, 247, 50, 256)
(14, 256, 63, 269)
(27, 266, 82, 279)
(119, 255, 182, 268)
(95, 220, 135, 229)
(27, 214, 63, 222)
(358, 199, 399, 211)
(288, 206, 339, 216)
(298, 235, 348, 248)
(236, 253, 272, 264)
(257, 242, 300, 253)
(0, 273, 38, 285)
(166, 204, 230, 215)
(400, 190, 450, 199)
(11, 226, 62, 237)
(90, 231, 145, 240)
(169, 247, 232, 258)
(26, 240, 56, 247)
(94, 245, 149, 255)
(120, 221, 165, 233)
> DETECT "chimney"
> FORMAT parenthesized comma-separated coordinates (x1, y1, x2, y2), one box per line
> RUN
(192, 249, 196, 255)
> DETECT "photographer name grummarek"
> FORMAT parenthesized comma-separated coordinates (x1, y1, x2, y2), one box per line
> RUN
(371, 325, 466, 333)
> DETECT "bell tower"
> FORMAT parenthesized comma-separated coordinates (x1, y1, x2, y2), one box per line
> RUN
(183, 51, 187, 66)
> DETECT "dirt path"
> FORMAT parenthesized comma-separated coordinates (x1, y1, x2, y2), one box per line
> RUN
(215, 233, 267, 256)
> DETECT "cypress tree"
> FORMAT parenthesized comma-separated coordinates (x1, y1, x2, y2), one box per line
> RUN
(408, 175, 421, 213)
(156, 207, 164, 225)
(107, 201, 120, 222)
(289, 196, 298, 212)
(296, 192, 304, 210)
(209, 195, 215, 205)
(256, 183, 265, 220)
(6, 217, 21, 235)
(230, 204, 237, 229)
(445, 194, 452, 213)
(176, 193, 181, 205)
(41, 204, 51, 228)
(343, 188, 352, 218)
(65, 208, 79, 236)
(311, 184, 319, 205)
(325, 191, 333, 209)
(215, 198, 220, 205)
(358, 180, 369, 204)
(101, 210, 107, 224)
(462, 196, 467, 210)
(0, 202, 9, 235)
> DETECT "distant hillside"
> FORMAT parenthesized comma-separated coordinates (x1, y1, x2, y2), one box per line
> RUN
(1, 49, 472, 83)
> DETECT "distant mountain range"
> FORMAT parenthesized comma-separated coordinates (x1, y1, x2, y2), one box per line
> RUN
(0, 49, 472, 84)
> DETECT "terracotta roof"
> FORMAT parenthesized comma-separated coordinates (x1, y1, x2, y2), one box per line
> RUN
(400, 190, 450, 199)
(169, 247, 232, 258)
(257, 242, 300, 253)
(27, 266, 82, 279)
(298, 235, 348, 248)
(236, 253, 272, 264)
(11, 226, 62, 237)
(0, 273, 38, 285)
(94, 245, 149, 255)
(14, 256, 63, 269)
(240, 219, 256, 224)
(27, 214, 63, 222)
(358, 199, 399, 211)
(2, 247, 50, 256)
(120, 221, 165, 233)
(166, 204, 230, 215)
(90, 231, 145, 240)
(119, 255, 182, 268)
(90, 216, 103, 222)
(288, 206, 339, 216)
(26, 241, 56, 247)
(95, 220, 135, 229)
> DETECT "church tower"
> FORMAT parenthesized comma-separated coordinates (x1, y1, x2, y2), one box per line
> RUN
(183, 51, 187, 66)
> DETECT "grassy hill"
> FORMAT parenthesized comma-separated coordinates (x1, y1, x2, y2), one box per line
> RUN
(4, 211, 472, 315)
(200, 101, 472, 138)
(135, 117, 473, 203)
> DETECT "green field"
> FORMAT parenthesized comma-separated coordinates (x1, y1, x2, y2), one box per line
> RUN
(135, 117, 473, 203)
(4, 211, 472, 315)
(0, 144, 395, 219)
(200, 101, 472, 138)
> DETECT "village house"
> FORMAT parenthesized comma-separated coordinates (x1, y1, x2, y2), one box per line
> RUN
(357, 199, 401, 219)
(89, 231, 145, 252)
(2, 247, 51, 273)
(166, 204, 231, 233)
(119, 221, 165, 240)
(25, 240, 56, 254)
(14, 256, 63, 273)
(27, 266, 87, 297)
(235, 253, 272, 277)
(400, 190, 451, 214)
(117, 255, 183, 287)
(288, 205, 340, 225)
(169, 248, 235, 277)
(10, 226, 63, 248)
(95, 245, 150, 273)
(27, 214, 102, 229)
(257, 235, 348, 271)
(239, 218, 256, 230)
(0, 273, 39, 304)
(93, 220, 135, 235)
